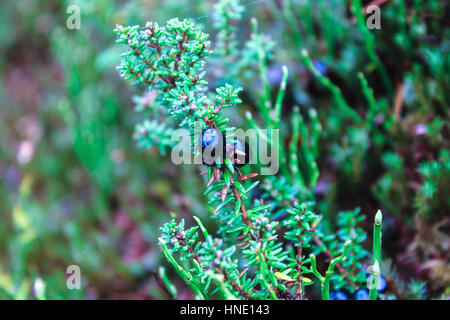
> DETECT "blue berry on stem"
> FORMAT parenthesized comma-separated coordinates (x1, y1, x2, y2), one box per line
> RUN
(201, 128, 225, 166)
(377, 275, 387, 292)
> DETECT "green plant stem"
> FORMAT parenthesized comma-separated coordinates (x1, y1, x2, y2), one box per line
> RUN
(297, 109, 319, 189)
(251, 18, 272, 123)
(259, 274, 278, 300)
(309, 254, 324, 283)
(323, 240, 352, 300)
(245, 111, 290, 178)
(310, 240, 352, 300)
(193, 215, 213, 246)
(369, 210, 383, 300)
(351, 0, 393, 97)
(258, 251, 278, 300)
(369, 260, 380, 300)
(358, 72, 377, 124)
(159, 238, 209, 300)
(207, 271, 238, 300)
(158, 266, 178, 298)
(289, 107, 309, 195)
(373, 210, 382, 264)
(308, 108, 321, 159)
(273, 65, 288, 127)
(281, 0, 303, 50)
(301, 50, 363, 125)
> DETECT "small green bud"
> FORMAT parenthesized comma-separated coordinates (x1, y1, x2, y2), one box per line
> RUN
(375, 210, 382, 224)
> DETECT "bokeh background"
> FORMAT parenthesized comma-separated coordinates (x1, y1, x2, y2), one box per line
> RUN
(0, 0, 448, 299)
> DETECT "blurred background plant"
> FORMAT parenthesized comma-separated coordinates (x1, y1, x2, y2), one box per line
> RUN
(0, 0, 448, 299)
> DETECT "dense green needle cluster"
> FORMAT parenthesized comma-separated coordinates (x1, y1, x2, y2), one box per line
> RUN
(116, 16, 385, 300)
(114, 19, 243, 132)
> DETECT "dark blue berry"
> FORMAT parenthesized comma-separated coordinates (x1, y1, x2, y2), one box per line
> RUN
(377, 275, 387, 292)
(201, 128, 225, 165)
(330, 290, 349, 300)
(354, 288, 369, 300)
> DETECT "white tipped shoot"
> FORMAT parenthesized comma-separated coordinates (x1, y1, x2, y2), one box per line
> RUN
(375, 209, 383, 224)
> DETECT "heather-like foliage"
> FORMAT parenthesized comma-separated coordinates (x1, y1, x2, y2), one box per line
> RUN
(116, 17, 385, 300)
(0, 0, 447, 301)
